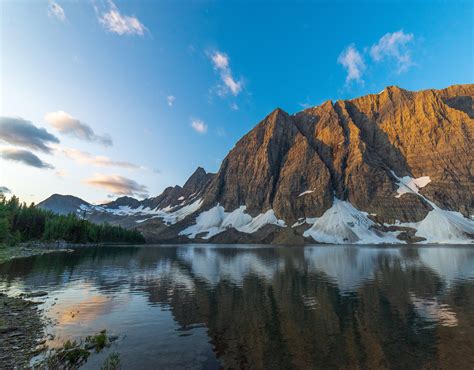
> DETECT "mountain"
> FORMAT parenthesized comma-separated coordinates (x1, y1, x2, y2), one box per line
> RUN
(38, 194, 91, 216)
(39, 84, 474, 244)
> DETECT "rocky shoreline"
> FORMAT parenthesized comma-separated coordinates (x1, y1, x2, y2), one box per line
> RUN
(0, 293, 46, 368)
(0, 241, 104, 265)
(0, 241, 102, 368)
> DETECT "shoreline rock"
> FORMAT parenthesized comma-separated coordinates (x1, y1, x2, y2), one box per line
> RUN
(0, 245, 72, 265)
(0, 293, 45, 368)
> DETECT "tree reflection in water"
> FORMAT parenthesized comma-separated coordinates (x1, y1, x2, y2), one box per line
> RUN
(1, 245, 473, 369)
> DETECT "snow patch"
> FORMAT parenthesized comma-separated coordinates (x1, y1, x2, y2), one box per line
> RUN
(239, 209, 286, 233)
(392, 171, 431, 198)
(292, 217, 317, 228)
(80, 203, 161, 217)
(79, 198, 203, 226)
(292, 218, 306, 227)
(297, 190, 314, 197)
(400, 208, 474, 244)
(391, 171, 473, 243)
(158, 199, 203, 225)
(179, 205, 285, 239)
(303, 198, 400, 244)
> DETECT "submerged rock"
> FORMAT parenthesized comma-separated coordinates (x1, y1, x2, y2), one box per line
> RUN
(25, 291, 48, 298)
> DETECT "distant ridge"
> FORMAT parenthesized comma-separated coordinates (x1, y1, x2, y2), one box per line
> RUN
(38, 194, 91, 216)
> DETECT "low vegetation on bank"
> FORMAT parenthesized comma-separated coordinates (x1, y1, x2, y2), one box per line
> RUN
(0, 194, 144, 247)
(38, 330, 121, 369)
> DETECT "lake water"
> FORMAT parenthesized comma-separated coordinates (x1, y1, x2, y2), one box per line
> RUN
(1, 245, 474, 369)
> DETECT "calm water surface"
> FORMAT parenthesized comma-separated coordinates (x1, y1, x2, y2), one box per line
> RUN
(1, 245, 473, 369)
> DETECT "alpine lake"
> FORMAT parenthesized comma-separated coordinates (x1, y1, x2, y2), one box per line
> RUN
(1, 244, 473, 369)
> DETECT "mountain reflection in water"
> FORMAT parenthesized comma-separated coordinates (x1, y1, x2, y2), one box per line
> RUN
(1, 245, 473, 369)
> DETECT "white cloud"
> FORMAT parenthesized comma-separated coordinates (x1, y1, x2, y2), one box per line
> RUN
(191, 118, 208, 134)
(338, 44, 366, 84)
(48, 1, 66, 22)
(370, 30, 414, 72)
(84, 173, 148, 198)
(210, 51, 243, 96)
(98, 0, 146, 36)
(230, 103, 239, 111)
(211, 52, 229, 69)
(222, 74, 242, 96)
(167, 95, 175, 107)
(57, 146, 142, 170)
(45, 111, 113, 146)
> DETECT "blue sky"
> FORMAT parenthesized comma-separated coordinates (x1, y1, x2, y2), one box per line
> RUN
(0, 0, 472, 204)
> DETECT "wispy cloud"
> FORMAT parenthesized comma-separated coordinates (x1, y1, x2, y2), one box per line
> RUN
(48, 1, 66, 22)
(45, 111, 112, 146)
(338, 30, 415, 85)
(57, 146, 142, 170)
(167, 95, 175, 107)
(98, 0, 146, 36)
(0, 147, 54, 169)
(210, 51, 243, 96)
(370, 30, 414, 72)
(191, 118, 207, 134)
(298, 102, 312, 109)
(212, 52, 229, 69)
(84, 173, 148, 198)
(337, 44, 365, 84)
(0, 117, 59, 153)
(215, 127, 226, 137)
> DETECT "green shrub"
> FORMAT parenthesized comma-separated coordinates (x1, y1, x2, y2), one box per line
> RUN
(101, 352, 122, 370)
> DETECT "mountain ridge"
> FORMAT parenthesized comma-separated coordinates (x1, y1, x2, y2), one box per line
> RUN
(38, 84, 474, 244)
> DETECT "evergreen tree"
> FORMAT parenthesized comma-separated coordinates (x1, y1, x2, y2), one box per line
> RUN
(0, 194, 145, 245)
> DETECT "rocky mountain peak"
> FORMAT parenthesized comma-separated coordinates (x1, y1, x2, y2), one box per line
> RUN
(182, 167, 210, 194)
(38, 84, 474, 245)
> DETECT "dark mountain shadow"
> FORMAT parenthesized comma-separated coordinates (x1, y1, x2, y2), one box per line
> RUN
(442, 95, 474, 118)
(342, 100, 412, 177)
